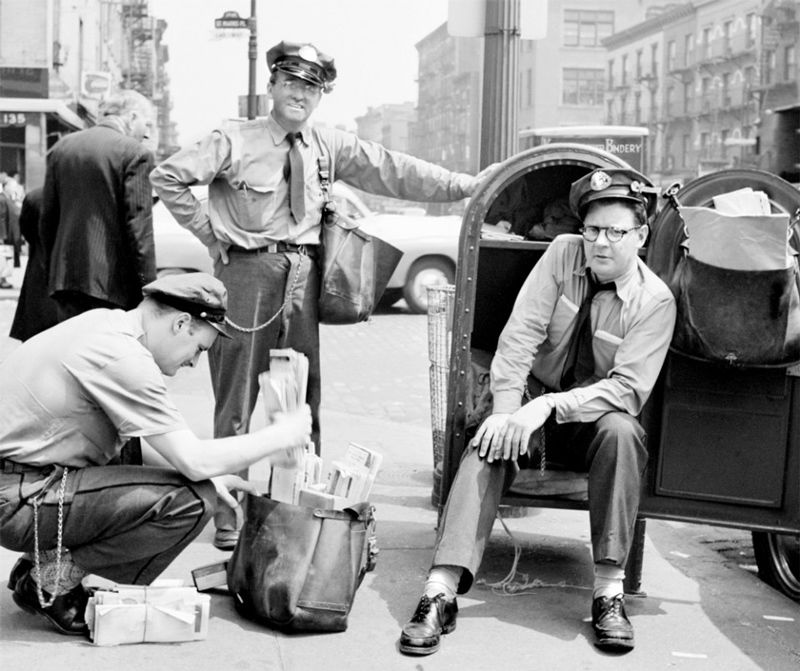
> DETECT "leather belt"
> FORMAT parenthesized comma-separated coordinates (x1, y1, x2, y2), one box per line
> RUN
(228, 242, 318, 256)
(0, 458, 46, 474)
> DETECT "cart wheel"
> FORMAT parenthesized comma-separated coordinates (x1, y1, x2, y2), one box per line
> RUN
(752, 531, 800, 602)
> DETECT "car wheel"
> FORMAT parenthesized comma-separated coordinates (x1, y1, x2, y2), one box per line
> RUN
(402, 257, 455, 314)
(752, 530, 800, 602)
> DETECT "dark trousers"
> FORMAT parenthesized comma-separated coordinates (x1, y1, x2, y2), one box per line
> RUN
(0, 465, 216, 585)
(433, 412, 648, 593)
(209, 250, 320, 531)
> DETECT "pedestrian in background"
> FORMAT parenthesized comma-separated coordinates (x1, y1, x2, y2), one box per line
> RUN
(41, 89, 157, 323)
(0, 189, 18, 289)
(151, 40, 497, 550)
(10, 188, 58, 340)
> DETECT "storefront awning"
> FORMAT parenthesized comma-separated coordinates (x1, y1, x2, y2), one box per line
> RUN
(0, 97, 85, 130)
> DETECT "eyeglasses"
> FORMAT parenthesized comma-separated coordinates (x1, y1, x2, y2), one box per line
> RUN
(280, 79, 321, 95)
(580, 225, 641, 243)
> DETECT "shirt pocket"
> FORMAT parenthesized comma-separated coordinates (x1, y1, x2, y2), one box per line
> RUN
(593, 329, 623, 373)
(234, 182, 277, 232)
(547, 294, 579, 343)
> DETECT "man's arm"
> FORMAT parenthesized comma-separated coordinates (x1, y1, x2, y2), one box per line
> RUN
(150, 130, 233, 247)
(145, 406, 311, 480)
(322, 128, 490, 202)
(123, 148, 156, 287)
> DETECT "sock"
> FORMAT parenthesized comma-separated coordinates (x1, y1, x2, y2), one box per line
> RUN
(32, 549, 87, 596)
(423, 565, 461, 600)
(593, 564, 625, 600)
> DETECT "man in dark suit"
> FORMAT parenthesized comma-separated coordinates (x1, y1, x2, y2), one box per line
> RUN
(41, 89, 157, 321)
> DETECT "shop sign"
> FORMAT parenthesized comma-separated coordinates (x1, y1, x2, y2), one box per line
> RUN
(0, 111, 27, 127)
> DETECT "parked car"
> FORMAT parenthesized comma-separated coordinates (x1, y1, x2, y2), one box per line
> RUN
(153, 183, 460, 313)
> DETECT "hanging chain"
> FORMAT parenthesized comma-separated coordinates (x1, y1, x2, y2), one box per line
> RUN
(32, 467, 69, 608)
(223, 258, 304, 334)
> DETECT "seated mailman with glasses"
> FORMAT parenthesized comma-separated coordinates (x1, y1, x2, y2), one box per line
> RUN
(399, 167, 675, 658)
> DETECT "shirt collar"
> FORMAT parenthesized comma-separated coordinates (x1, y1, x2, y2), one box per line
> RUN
(266, 114, 309, 147)
(576, 256, 643, 305)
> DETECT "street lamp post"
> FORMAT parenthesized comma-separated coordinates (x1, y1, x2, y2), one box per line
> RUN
(214, 3, 258, 120)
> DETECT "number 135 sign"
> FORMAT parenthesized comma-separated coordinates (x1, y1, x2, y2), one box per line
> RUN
(0, 112, 27, 127)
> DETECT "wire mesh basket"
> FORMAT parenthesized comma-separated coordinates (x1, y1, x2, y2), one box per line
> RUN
(427, 284, 455, 507)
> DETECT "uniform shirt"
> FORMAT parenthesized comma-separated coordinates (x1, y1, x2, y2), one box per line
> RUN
(0, 309, 187, 467)
(491, 234, 677, 424)
(150, 114, 475, 249)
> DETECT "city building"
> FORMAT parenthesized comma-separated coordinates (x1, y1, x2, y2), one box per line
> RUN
(0, 0, 174, 191)
(605, 0, 798, 185)
(355, 102, 417, 153)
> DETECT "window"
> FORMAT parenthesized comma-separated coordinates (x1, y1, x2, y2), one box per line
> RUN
(785, 45, 796, 81)
(634, 92, 642, 124)
(666, 86, 674, 115)
(636, 49, 643, 79)
(722, 72, 730, 106)
(684, 33, 694, 66)
(700, 132, 710, 157)
(562, 68, 605, 105)
(620, 94, 628, 124)
(746, 13, 757, 48)
(683, 82, 692, 114)
(608, 59, 614, 88)
(701, 76, 712, 111)
(651, 43, 658, 76)
(667, 40, 677, 70)
(702, 27, 712, 60)
(682, 134, 691, 167)
(745, 65, 756, 89)
(721, 129, 729, 159)
(765, 50, 776, 85)
(723, 20, 732, 53)
(621, 54, 628, 85)
(563, 10, 614, 47)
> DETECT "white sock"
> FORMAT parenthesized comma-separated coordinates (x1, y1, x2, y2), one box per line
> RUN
(424, 565, 461, 600)
(593, 564, 625, 600)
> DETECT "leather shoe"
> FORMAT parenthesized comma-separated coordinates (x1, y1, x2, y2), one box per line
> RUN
(12, 570, 89, 636)
(213, 528, 240, 550)
(592, 594, 634, 651)
(399, 593, 457, 655)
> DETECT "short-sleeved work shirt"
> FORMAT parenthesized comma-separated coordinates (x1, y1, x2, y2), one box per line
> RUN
(0, 309, 187, 467)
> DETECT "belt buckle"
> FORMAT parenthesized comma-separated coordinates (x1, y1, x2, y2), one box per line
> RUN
(266, 243, 279, 253)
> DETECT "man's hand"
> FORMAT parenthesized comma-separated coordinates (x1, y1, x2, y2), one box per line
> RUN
(268, 405, 312, 451)
(470, 413, 511, 463)
(500, 396, 553, 461)
(208, 239, 229, 265)
(469, 162, 502, 195)
(210, 474, 260, 509)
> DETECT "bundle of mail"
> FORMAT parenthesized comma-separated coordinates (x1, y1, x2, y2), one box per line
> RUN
(253, 349, 381, 509)
(85, 578, 209, 646)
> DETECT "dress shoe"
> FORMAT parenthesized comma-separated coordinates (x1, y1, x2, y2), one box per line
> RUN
(213, 528, 240, 551)
(7, 556, 32, 591)
(592, 594, 634, 651)
(12, 570, 89, 636)
(399, 593, 458, 656)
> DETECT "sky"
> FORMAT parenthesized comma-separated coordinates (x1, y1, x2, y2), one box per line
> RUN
(149, 0, 454, 146)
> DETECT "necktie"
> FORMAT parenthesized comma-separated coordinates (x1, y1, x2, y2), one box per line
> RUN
(559, 274, 615, 390)
(284, 132, 306, 224)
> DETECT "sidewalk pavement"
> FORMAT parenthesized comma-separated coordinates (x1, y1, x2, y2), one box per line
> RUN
(0, 300, 798, 670)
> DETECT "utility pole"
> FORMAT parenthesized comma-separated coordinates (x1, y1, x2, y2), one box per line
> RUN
(479, 0, 520, 169)
(247, 0, 258, 120)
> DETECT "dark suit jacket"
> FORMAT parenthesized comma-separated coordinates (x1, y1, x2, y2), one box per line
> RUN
(41, 117, 156, 309)
(10, 188, 59, 340)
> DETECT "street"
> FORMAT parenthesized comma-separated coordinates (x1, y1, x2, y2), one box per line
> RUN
(0, 290, 798, 670)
